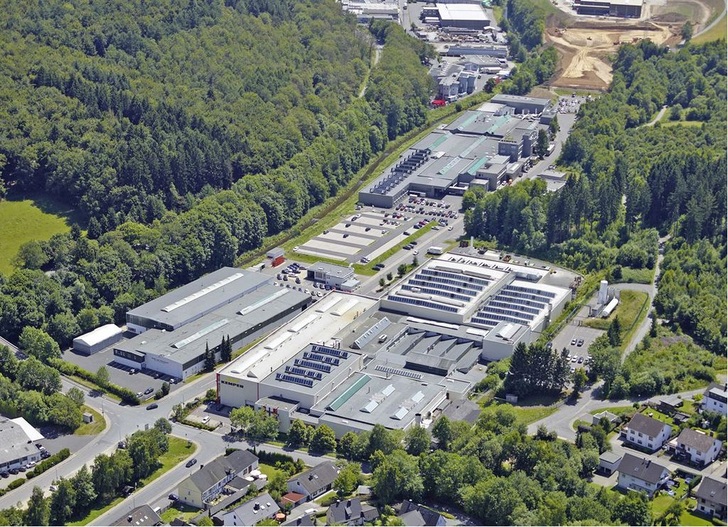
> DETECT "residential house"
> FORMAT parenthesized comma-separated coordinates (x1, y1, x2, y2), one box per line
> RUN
(675, 428, 722, 467)
(287, 462, 339, 501)
(702, 384, 727, 415)
(623, 413, 673, 452)
(110, 505, 162, 526)
(327, 498, 379, 526)
(694, 477, 727, 521)
(178, 450, 258, 509)
(220, 492, 279, 526)
(616, 453, 670, 497)
(398, 501, 446, 526)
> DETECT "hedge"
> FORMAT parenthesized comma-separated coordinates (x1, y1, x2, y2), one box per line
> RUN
(26, 449, 70, 479)
(251, 450, 296, 466)
(49, 359, 140, 405)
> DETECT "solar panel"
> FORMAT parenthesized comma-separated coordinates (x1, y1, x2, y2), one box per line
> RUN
(311, 344, 349, 360)
(295, 359, 331, 373)
(277, 373, 313, 387)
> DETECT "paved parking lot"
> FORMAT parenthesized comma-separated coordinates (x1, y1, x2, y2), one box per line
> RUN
(550, 305, 605, 371)
(61, 347, 181, 397)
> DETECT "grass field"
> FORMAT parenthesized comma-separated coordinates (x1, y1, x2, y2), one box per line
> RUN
(161, 503, 199, 524)
(69, 436, 195, 525)
(619, 267, 654, 284)
(0, 194, 78, 275)
(584, 291, 649, 336)
(74, 405, 105, 435)
(481, 400, 559, 426)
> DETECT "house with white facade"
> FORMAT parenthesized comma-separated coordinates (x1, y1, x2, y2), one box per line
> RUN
(702, 383, 727, 415)
(616, 453, 670, 497)
(675, 428, 722, 467)
(177, 450, 258, 509)
(623, 413, 672, 452)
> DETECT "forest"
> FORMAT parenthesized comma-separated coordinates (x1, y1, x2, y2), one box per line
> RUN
(465, 39, 727, 355)
(0, 0, 400, 225)
(0, 8, 436, 346)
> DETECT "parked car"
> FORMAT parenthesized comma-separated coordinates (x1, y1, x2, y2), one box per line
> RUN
(169, 494, 179, 501)
(146, 403, 159, 410)
(570, 338, 577, 346)
(186, 458, 198, 468)
(577, 339, 584, 347)
(144, 387, 154, 395)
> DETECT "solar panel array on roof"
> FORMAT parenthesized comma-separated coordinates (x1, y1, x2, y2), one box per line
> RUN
(472, 283, 555, 328)
(311, 344, 349, 360)
(275, 373, 314, 388)
(295, 359, 331, 373)
(303, 351, 340, 367)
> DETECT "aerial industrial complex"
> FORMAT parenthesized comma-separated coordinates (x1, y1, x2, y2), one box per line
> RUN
(572, 0, 643, 18)
(217, 253, 571, 437)
(359, 96, 553, 208)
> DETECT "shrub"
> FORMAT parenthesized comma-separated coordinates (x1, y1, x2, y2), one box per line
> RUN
(26, 449, 70, 479)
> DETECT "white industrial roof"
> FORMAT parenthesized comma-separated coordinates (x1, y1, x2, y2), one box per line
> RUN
(436, 3, 489, 21)
(10, 417, 44, 442)
(220, 292, 377, 381)
(73, 324, 123, 348)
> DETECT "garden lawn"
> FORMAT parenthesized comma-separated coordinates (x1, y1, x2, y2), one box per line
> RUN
(74, 406, 105, 435)
(259, 463, 285, 481)
(161, 503, 199, 524)
(0, 194, 76, 275)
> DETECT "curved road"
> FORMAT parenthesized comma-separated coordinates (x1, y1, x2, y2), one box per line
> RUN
(0, 371, 327, 522)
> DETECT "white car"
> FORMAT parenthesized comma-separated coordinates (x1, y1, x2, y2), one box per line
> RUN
(202, 416, 210, 424)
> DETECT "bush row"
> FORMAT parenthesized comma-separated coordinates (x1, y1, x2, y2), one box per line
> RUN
(50, 359, 140, 405)
(26, 449, 70, 479)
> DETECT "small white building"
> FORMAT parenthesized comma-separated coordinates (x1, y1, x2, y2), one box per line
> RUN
(675, 428, 722, 467)
(623, 413, 673, 452)
(73, 324, 123, 355)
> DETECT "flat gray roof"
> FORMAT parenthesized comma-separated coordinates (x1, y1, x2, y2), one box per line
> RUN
(127, 267, 270, 330)
(491, 94, 551, 108)
(309, 262, 354, 278)
(316, 372, 447, 430)
(117, 285, 310, 365)
(436, 3, 489, 21)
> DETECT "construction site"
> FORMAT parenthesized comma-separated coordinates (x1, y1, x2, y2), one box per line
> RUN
(541, 0, 722, 91)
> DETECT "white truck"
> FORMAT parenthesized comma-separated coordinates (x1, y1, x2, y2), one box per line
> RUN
(427, 246, 444, 255)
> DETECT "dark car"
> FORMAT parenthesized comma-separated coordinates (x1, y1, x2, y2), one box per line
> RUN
(9, 468, 18, 475)
(577, 339, 585, 347)
(169, 493, 179, 501)
(185, 458, 198, 468)
(0, 471, 8, 478)
(144, 387, 154, 395)
(146, 403, 159, 410)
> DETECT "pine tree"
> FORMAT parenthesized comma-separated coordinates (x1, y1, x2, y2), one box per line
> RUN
(204, 342, 215, 371)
